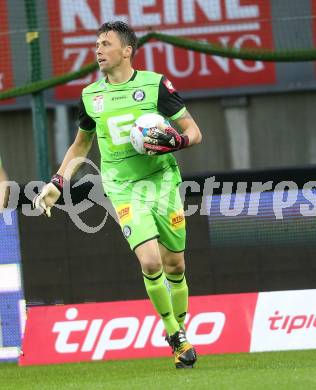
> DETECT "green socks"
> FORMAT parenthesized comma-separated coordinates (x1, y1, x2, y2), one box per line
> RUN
(165, 273, 188, 329)
(143, 269, 179, 336)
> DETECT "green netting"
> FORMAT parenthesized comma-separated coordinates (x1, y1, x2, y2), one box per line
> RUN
(1, 31, 316, 101)
(0, 62, 98, 100)
(152, 32, 316, 62)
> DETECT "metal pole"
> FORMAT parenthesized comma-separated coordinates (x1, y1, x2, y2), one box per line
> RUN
(25, 0, 50, 181)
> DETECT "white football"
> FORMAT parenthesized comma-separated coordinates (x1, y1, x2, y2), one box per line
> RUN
(130, 113, 168, 154)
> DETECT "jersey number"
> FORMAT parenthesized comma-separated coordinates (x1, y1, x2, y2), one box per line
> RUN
(107, 114, 135, 145)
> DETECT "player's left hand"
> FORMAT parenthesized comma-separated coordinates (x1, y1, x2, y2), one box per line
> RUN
(143, 123, 189, 155)
(32, 174, 64, 217)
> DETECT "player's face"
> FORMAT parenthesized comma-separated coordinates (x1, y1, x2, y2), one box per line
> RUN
(96, 31, 129, 73)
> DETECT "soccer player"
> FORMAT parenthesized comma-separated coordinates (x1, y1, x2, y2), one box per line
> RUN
(33, 21, 202, 368)
(0, 155, 9, 212)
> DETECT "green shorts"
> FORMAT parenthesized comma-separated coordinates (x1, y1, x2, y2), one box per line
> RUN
(110, 182, 186, 252)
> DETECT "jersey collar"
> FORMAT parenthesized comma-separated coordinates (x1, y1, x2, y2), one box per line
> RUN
(105, 70, 137, 85)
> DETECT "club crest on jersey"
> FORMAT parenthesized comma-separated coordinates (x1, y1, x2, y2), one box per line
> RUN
(133, 90, 145, 102)
(163, 78, 176, 93)
(93, 95, 104, 113)
(123, 225, 132, 238)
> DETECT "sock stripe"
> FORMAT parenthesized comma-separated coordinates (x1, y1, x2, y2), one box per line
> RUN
(143, 271, 163, 281)
(166, 276, 185, 284)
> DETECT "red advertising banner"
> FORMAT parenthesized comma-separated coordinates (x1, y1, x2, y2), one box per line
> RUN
(313, 1, 316, 37)
(47, 0, 275, 101)
(0, 0, 14, 103)
(20, 293, 258, 366)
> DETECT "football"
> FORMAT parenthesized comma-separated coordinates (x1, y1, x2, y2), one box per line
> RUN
(130, 113, 168, 154)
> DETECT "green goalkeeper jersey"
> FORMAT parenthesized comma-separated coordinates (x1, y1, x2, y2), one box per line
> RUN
(78, 70, 186, 197)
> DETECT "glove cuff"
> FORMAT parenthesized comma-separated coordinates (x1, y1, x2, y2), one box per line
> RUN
(50, 174, 64, 192)
(180, 134, 189, 149)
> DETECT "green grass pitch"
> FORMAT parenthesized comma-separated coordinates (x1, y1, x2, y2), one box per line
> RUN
(1, 350, 316, 390)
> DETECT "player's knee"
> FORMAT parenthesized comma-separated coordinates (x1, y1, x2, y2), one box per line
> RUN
(166, 262, 185, 274)
(138, 253, 162, 274)
(141, 260, 162, 274)
(135, 239, 162, 274)
(163, 254, 185, 274)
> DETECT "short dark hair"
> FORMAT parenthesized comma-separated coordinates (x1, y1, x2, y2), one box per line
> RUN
(97, 21, 138, 59)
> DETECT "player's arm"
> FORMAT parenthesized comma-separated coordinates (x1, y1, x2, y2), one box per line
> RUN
(32, 129, 95, 217)
(173, 109, 202, 147)
(144, 76, 202, 154)
(56, 129, 95, 180)
(33, 98, 96, 217)
(57, 97, 96, 180)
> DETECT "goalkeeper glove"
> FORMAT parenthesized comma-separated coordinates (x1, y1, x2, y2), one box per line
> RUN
(32, 174, 64, 217)
(143, 123, 189, 155)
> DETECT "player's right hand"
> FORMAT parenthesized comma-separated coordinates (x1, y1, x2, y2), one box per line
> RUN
(144, 123, 189, 155)
(32, 174, 64, 217)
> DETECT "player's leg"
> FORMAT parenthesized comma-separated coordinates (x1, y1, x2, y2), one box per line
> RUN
(154, 182, 189, 329)
(153, 188, 197, 368)
(134, 239, 180, 336)
(112, 190, 196, 368)
(112, 198, 180, 337)
(137, 240, 196, 369)
(158, 244, 188, 330)
(158, 244, 196, 368)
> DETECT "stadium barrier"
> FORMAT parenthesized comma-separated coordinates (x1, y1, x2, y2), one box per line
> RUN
(20, 289, 316, 366)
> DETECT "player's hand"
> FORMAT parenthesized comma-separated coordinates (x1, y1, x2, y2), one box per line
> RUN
(143, 123, 189, 155)
(32, 174, 63, 217)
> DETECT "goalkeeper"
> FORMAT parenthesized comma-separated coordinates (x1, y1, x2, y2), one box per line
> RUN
(33, 21, 202, 369)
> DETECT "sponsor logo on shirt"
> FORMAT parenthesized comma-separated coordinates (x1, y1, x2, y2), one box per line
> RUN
(116, 204, 132, 224)
(163, 78, 176, 93)
(132, 90, 145, 102)
(111, 95, 127, 101)
(170, 209, 185, 230)
(93, 95, 104, 113)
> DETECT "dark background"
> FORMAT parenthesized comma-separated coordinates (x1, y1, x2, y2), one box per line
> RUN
(18, 166, 316, 305)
